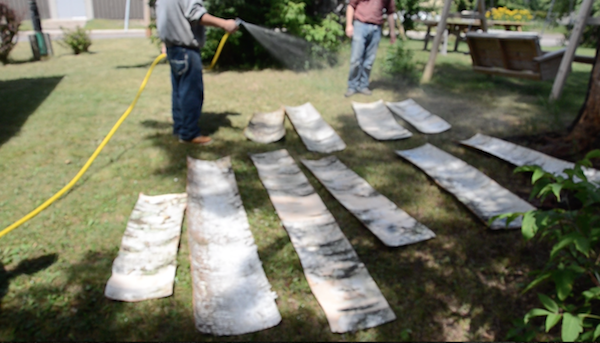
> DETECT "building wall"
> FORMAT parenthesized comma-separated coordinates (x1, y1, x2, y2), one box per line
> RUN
(92, 0, 144, 20)
(3, 0, 51, 20)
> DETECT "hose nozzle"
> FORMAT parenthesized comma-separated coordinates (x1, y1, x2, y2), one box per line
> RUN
(235, 18, 244, 27)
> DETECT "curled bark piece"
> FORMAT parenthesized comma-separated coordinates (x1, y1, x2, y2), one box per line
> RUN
(250, 149, 396, 333)
(105, 193, 187, 302)
(386, 99, 451, 134)
(396, 144, 535, 229)
(285, 102, 346, 153)
(460, 133, 600, 184)
(243, 107, 286, 144)
(301, 155, 435, 247)
(187, 156, 281, 336)
(351, 100, 412, 140)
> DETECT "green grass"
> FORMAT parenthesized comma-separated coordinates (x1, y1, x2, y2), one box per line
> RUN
(0, 36, 594, 341)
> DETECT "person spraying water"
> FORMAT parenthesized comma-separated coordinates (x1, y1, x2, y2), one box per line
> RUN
(156, 0, 239, 146)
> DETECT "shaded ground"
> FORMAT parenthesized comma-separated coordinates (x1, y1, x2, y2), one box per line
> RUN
(0, 37, 594, 341)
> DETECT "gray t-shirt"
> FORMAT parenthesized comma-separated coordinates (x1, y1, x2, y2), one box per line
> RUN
(156, 0, 207, 49)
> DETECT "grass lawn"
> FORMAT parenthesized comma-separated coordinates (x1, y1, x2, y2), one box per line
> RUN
(0, 35, 594, 341)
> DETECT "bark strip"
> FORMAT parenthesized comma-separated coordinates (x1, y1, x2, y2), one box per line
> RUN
(285, 103, 346, 153)
(250, 149, 396, 333)
(105, 193, 187, 302)
(461, 133, 600, 183)
(244, 107, 286, 144)
(187, 156, 281, 336)
(396, 144, 535, 229)
(351, 100, 413, 140)
(301, 155, 435, 246)
(386, 99, 451, 134)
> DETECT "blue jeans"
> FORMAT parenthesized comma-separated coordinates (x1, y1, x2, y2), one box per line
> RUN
(347, 20, 382, 91)
(167, 46, 203, 141)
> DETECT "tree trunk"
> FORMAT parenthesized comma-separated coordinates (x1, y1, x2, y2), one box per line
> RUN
(566, 37, 600, 151)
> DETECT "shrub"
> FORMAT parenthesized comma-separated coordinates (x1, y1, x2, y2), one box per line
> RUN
(501, 150, 600, 341)
(202, 0, 344, 69)
(383, 41, 417, 81)
(0, 2, 21, 65)
(60, 26, 91, 55)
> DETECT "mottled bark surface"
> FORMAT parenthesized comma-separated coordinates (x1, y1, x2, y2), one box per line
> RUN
(461, 133, 600, 183)
(186, 156, 281, 336)
(243, 107, 286, 144)
(301, 156, 435, 246)
(386, 99, 451, 134)
(567, 41, 600, 151)
(285, 103, 346, 153)
(351, 100, 412, 140)
(105, 193, 187, 302)
(396, 144, 536, 229)
(250, 150, 396, 333)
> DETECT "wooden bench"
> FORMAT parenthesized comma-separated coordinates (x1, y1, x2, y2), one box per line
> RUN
(466, 32, 567, 80)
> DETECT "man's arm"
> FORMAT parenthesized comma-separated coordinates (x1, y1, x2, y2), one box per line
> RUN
(346, 5, 355, 38)
(200, 13, 238, 34)
(387, 14, 396, 44)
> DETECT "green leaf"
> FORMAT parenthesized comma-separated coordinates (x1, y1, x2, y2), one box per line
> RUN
(562, 313, 583, 342)
(524, 308, 552, 323)
(522, 211, 538, 240)
(550, 233, 578, 260)
(532, 167, 547, 184)
(553, 269, 577, 301)
(523, 272, 552, 293)
(545, 313, 562, 332)
(593, 323, 600, 340)
(550, 183, 563, 202)
(585, 149, 600, 160)
(582, 287, 600, 300)
(538, 293, 559, 313)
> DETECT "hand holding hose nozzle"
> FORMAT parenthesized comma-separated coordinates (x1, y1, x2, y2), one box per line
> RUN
(223, 18, 241, 34)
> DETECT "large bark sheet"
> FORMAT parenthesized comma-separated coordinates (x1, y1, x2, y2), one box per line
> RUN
(244, 107, 286, 144)
(187, 156, 281, 336)
(285, 103, 346, 153)
(396, 144, 535, 229)
(460, 133, 600, 184)
(351, 100, 412, 140)
(386, 99, 451, 134)
(301, 156, 435, 247)
(105, 193, 187, 302)
(249, 149, 396, 333)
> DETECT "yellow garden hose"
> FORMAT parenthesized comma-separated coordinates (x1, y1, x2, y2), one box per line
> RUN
(206, 32, 230, 71)
(0, 53, 167, 239)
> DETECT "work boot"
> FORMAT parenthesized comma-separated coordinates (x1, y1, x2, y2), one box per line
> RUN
(358, 88, 372, 96)
(344, 89, 356, 97)
(179, 136, 213, 146)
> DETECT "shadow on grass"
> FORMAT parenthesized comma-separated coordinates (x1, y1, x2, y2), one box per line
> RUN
(0, 76, 64, 147)
(0, 254, 58, 302)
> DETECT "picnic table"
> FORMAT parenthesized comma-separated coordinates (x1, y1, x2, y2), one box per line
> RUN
(418, 19, 530, 53)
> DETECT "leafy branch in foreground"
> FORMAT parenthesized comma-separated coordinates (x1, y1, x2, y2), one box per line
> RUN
(502, 150, 600, 342)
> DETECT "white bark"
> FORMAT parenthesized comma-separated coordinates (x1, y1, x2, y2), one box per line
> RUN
(105, 193, 187, 302)
(186, 156, 281, 336)
(285, 103, 346, 153)
(351, 100, 413, 140)
(461, 133, 600, 184)
(301, 156, 435, 247)
(243, 107, 286, 144)
(396, 144, 536, 229)
(250, 149, 396, 333)
(386, 99, 451, 134)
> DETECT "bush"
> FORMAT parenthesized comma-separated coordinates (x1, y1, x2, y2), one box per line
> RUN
(202, 0, 344, 69)
(501, 150, 600, 342)
(60, 26, 91, 55)
(383, 41, 417, 82)
(0, 2, 21, 65)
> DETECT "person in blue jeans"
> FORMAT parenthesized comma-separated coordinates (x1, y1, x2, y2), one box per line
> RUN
(156, 0, 238, 145)
(345, 0, 396, 97)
